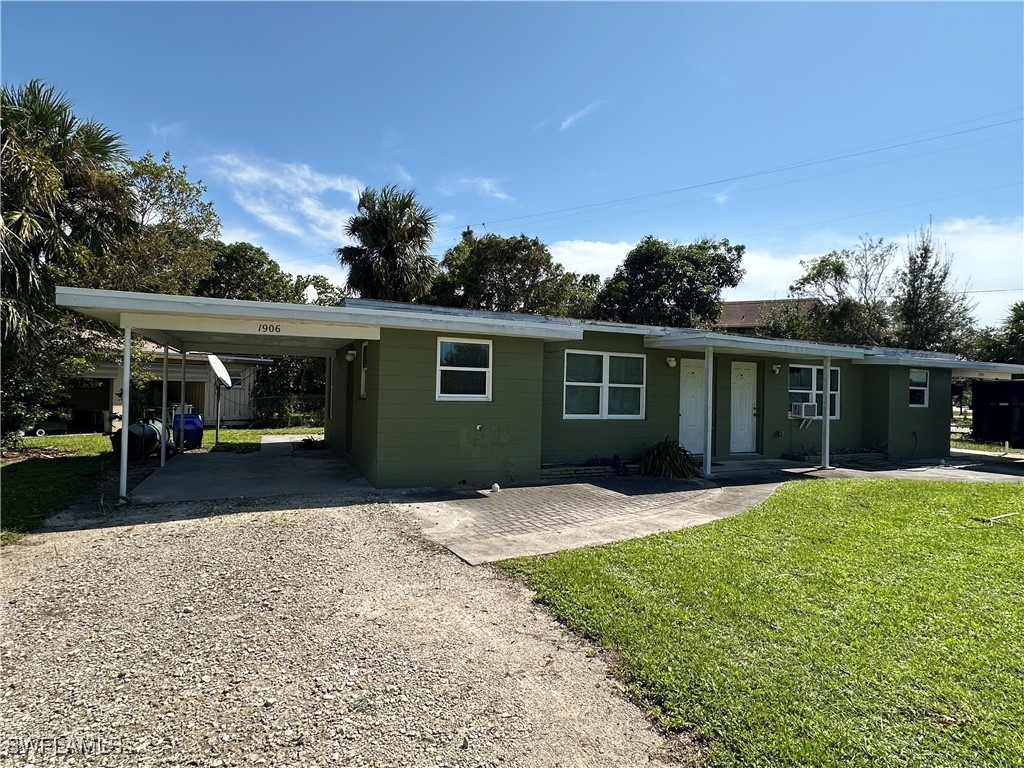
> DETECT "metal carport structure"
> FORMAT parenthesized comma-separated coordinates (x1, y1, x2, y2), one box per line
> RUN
(56, 287, 387, 500)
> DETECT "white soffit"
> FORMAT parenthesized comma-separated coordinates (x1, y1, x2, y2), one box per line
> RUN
(644, 332, 866, 360)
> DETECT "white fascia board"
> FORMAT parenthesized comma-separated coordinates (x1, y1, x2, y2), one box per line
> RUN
(575, 321, 674, 336)
(855, 355, 1024, 375)
(56, 286, 582, 341)
(644, 332, 865, 360)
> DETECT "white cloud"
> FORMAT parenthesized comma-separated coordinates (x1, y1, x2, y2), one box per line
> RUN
(230, 192, 305, 238)
(721, 249, 811, 304)
(437, 175, 514, 202)
(548, 239, 634, 278)
(723, 216, 1023, 327)
(930, 216, 1023, 327)
(209, 154, 364, 245)
(560, 100, 608, 131)
(149, 121, 185, 144)
(370, 160, 413, 184)
(218, 224, 268, 246)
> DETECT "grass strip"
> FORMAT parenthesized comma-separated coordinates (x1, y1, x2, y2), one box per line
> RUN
(501, 478, 1024, 768)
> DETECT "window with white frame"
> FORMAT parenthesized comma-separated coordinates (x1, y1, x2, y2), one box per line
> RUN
(788, 365, 840, 418)
(909, 368, 929, 407)
(359, 341, 369, 399)
(564, 351, 646, 419)
(437, 338, 492, 400)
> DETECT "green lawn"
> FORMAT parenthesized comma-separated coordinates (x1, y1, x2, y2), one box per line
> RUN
(207, 426, 323, 452)
(950, 432, 1024, 456)
(1, 433, 114, 545)
(501, 479, 1024, 768)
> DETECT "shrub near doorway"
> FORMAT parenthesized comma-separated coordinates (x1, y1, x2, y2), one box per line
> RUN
(501, 479, 1024, 768)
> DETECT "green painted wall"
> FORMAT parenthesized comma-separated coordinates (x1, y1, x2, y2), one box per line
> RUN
(324, 350, 347, 451)
(371, 328, 544, 488)
(540, 332, 680, 465)
(349, 340, 380, 485)
(881, 367, 951, 459)
(328, 323, 955, 486)
(860, 367, 891, 450)
(754, 358, 868, 459)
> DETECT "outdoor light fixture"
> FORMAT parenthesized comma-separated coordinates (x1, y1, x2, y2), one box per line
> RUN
(772, 365, 781, 375)
(345, 350, 358, 362)
(666, 357, 677, 368)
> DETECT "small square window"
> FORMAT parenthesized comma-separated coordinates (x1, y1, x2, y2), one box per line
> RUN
(437, 338, 491, 401)
(909, 369, 929, 407)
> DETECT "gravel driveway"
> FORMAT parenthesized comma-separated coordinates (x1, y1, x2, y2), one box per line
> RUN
(1, 495, 682, 767)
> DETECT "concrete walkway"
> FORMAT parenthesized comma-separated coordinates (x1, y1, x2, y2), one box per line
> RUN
(130, 435, 370, 503)
(398, 457, 1023, 565)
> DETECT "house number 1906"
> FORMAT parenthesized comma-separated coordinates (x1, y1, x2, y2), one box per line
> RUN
(258, 323, 282, 333)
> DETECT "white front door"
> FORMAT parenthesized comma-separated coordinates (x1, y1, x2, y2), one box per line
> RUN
(679, 359, 706, 453)
(730, 362, 757, 454)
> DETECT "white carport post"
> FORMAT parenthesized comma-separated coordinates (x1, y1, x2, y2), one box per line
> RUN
(160, 345, 169, 466)
(119, 327, 132, 501)
(821, 356, 832, 470)
(179, 349, 187, 449)
(703, 345, 714, 478)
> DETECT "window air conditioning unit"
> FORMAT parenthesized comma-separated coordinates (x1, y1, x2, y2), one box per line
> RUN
(790, 402, 819, 418)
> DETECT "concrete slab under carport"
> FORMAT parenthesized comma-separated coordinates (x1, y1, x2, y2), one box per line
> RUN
(130, 436, 371, 504)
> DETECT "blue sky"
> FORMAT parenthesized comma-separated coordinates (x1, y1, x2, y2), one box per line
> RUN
(3, 1, 1022, 325)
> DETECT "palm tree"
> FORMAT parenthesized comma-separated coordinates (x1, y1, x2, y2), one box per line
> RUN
(336, 185, 438, 301)
(1, 79, 133, 347)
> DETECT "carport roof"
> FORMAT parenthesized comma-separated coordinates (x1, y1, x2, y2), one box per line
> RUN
(56, 287, 585, 356)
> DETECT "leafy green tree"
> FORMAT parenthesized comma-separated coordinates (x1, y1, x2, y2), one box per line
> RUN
(428, 228, 600, 317)
(0, 80, 136, 440)
(1, 79, 134, 347)
(596, 235, 745, 327)
(91, 151, 220, 295)
(196, 241, 296, 302)
(336, 185, 438, 301)
(786, 236, 897, 346)
(891, 225, 975, 354)
(292, 273, 347, 306)
(971, 302, 1024, 364)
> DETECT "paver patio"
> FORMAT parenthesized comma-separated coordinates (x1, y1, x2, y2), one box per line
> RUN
(397, 457, 1024, 565)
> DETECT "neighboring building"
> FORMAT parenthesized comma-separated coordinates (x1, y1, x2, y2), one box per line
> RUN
(715, 298, 821, 335)
(972, 379, 1024, 448)
(57, 347, 265, 434)
(57, 287, 1023, 490)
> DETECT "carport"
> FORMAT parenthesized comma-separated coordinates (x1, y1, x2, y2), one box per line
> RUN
(56, 287, 386, 500)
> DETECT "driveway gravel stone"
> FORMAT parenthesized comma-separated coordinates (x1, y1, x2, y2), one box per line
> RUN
(1, 495, 678, 767)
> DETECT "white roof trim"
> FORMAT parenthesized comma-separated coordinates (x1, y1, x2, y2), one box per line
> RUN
(56, 287, 584, 342)
(644, 331, 866, 360)
(855, 354, 1024, 376)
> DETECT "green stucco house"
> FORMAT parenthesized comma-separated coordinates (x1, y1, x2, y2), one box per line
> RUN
(57, 288, 1022, 494)
(320, 300, 1018, 488)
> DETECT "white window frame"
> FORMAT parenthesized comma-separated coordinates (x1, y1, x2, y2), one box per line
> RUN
(436, 337, 492, 402)
(909, 368, 929, 408)
(359, 341, 369, 399)
(563, 350, 646, 420)
(788, 365, 840, 419)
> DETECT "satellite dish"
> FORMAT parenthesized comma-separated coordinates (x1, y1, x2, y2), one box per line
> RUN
(207, 354, 232, 389)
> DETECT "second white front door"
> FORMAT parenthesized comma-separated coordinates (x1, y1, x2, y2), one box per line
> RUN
(730, 362, 757, 454)
(679, 359, 706, 453)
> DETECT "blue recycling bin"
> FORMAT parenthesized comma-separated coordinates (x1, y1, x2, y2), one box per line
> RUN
(172, 413, 204, 450)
